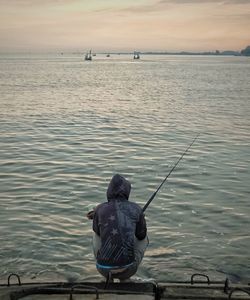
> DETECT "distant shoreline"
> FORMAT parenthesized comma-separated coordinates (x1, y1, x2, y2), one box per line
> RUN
(100, 51, 242, 56)
(97, 45, 250, 57)
(0, 49, 249, 56)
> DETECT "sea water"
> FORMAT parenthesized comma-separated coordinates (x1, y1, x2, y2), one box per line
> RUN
(0, 53, 249, 283)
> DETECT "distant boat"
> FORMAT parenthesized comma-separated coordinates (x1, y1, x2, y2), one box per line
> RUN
(106, 54, 110, 57)
(133, 51, 140, 59)
(85, 50, 92, 61)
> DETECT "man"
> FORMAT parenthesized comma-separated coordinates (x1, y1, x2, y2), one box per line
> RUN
(87, 174, 148, 281)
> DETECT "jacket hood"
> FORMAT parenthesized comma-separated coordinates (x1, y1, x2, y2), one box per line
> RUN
(106, 174, 131, 201)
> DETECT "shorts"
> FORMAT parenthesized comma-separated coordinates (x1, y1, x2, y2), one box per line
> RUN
(92, 233, 149, 280)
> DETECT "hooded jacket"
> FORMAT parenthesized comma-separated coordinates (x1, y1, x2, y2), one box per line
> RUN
(93, 174, 147, 267)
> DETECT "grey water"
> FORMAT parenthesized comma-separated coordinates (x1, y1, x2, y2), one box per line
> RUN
(0, 53, 249, 283)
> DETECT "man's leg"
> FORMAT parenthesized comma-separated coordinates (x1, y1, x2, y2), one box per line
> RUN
(93, 233, 112, 279)
(92, 233, 101, 258)
(117, 235, 149, 281)
(134, 235, 149, 265)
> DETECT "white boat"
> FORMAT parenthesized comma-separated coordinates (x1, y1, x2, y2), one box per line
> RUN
(133, 51, 140, 59)
(85, 50, 92, 61)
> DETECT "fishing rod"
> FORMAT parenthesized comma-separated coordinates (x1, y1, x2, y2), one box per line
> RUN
(142, 133, 200, 213)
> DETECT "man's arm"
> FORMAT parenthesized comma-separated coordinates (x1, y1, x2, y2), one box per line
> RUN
(87, 210, 95, 219)
(135, 213, 147, 240)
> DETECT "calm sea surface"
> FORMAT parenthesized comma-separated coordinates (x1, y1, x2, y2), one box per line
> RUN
(0, 53, 249, 283)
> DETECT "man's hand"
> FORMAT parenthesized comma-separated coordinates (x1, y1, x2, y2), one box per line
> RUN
(87, 210, 95, 220)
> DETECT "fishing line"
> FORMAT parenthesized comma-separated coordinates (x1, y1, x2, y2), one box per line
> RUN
(142, 133, 200, 213)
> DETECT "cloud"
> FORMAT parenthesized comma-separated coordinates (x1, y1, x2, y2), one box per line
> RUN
(226, 0, 250, 4)
(0, 0, 76, 5)
(110, 0, 250, 15)
(159, 0, 250, 4)
(107, 1, 174, 14)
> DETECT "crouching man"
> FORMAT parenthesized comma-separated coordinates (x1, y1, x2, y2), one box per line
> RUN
(88, 174, 148, 281)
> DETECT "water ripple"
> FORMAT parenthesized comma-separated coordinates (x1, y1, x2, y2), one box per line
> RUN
(0, 54, 249, 282)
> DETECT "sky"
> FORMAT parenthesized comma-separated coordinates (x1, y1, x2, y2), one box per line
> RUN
(0, 0, 250, 52)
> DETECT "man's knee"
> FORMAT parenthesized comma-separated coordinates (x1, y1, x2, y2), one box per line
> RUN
(134, 235, 149, 265)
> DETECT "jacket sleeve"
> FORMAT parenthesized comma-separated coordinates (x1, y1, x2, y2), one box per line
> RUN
(92, 211, 100, 236)
(135, 213, 147, 240)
